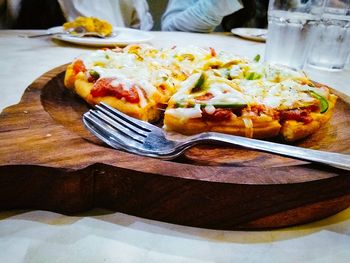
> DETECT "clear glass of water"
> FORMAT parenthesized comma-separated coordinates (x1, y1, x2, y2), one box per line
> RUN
(306, 0, 350, 71)
(264, 0, 325, 70)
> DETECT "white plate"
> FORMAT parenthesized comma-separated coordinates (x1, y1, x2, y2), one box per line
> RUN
(231, 28, 267, 42)
(47, 26, 154, 46)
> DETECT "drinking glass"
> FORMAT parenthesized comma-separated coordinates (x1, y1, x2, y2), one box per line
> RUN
(306, 0, 350, 71)
(264, 0, 325, 69)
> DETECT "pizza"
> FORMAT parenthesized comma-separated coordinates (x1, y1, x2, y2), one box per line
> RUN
(64, 44, 337, 142)
(63, 16, 113, 37)
(164, 63, 337, 142)
(64, 45, 169, 122)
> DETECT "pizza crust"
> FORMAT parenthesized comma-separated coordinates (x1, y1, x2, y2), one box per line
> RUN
(63, 64, 76, 89)
(164, 114, 281, 139)
(164, 94, 337, 142)
(280, 94, 337, 141)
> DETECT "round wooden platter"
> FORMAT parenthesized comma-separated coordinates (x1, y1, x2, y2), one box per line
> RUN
(0, 65, 350, 230)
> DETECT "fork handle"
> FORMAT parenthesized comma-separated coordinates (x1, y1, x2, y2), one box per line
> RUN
(23, 32, 64, 38)
(186, 132, 350, 171)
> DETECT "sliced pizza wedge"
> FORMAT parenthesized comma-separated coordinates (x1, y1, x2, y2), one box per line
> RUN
(164, 64, 337, 142)
(64, 47, 168, 122)
(164, 72, 282, 139)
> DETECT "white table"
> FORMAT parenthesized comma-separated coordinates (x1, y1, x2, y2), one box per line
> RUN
(1, 30, 350, 263)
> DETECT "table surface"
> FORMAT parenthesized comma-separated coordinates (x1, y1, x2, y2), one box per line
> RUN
(0, 30, 350, 263)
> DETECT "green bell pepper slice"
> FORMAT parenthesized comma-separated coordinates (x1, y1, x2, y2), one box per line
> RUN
(309, 91, 329, 113)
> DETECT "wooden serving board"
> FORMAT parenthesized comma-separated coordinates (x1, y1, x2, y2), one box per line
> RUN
(1, 65, 350, 230)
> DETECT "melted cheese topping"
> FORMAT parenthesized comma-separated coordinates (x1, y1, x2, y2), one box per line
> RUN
(239, 79, 317, 110)
(75, 45, 327, 120)
(166, 104, 202, 120)
(243, 117, 254, 138)
(82, 49, 159, 102)
(165, 59, 324, 120)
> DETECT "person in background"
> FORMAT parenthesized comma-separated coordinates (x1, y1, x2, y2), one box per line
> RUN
(0, 0, 153, 30)
(221, 0, 269, 30)
(0, 0, 22, 29)
(161, 0, 242, 32)
(161, 0, 268, 33)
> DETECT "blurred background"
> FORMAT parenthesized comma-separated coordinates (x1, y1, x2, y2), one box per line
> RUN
(0, 0, 170, 30)
(148, 0, 168, 30)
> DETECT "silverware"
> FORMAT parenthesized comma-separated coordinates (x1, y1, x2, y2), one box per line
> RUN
(22, 32, 108, 39)
(19, 27, 113, 39)
(251, 33, 266, 38)
(20, 32, 66, 38)
(83, 102, 350, 171)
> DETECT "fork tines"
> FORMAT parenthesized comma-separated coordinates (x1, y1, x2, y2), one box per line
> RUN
(99, 102, 152, 132)
(83, 102, 158, 150)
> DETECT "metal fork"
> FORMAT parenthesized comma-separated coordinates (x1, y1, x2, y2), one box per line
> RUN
(22, 31, 108, 39)
(21, 27, 115, 39)
(83, 102, 350, 171)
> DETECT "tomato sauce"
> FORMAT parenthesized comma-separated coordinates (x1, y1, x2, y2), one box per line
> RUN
(202, 108, 233, 121)
(72, 59, 86, 74)
(91, 78, 140, 104)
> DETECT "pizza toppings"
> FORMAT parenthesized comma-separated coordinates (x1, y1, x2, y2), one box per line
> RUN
(280, 108, 313, 124)
(72, 59, 86, 74)
(195, 92, 214, 101)
(309, 91, 329, 113)
(65, 44, 336, 141)
(91, 78, 140, 103)
(166, 104, 202, 120)
(209, 47, 216, 57)
(202, 108, 234, 121)
(88, 70, 100, 82)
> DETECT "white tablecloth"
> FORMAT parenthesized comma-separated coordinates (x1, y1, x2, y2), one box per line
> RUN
(0, 30, 350, 263)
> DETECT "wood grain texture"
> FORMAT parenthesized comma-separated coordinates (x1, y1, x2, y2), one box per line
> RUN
(0, 65, 350, 230)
